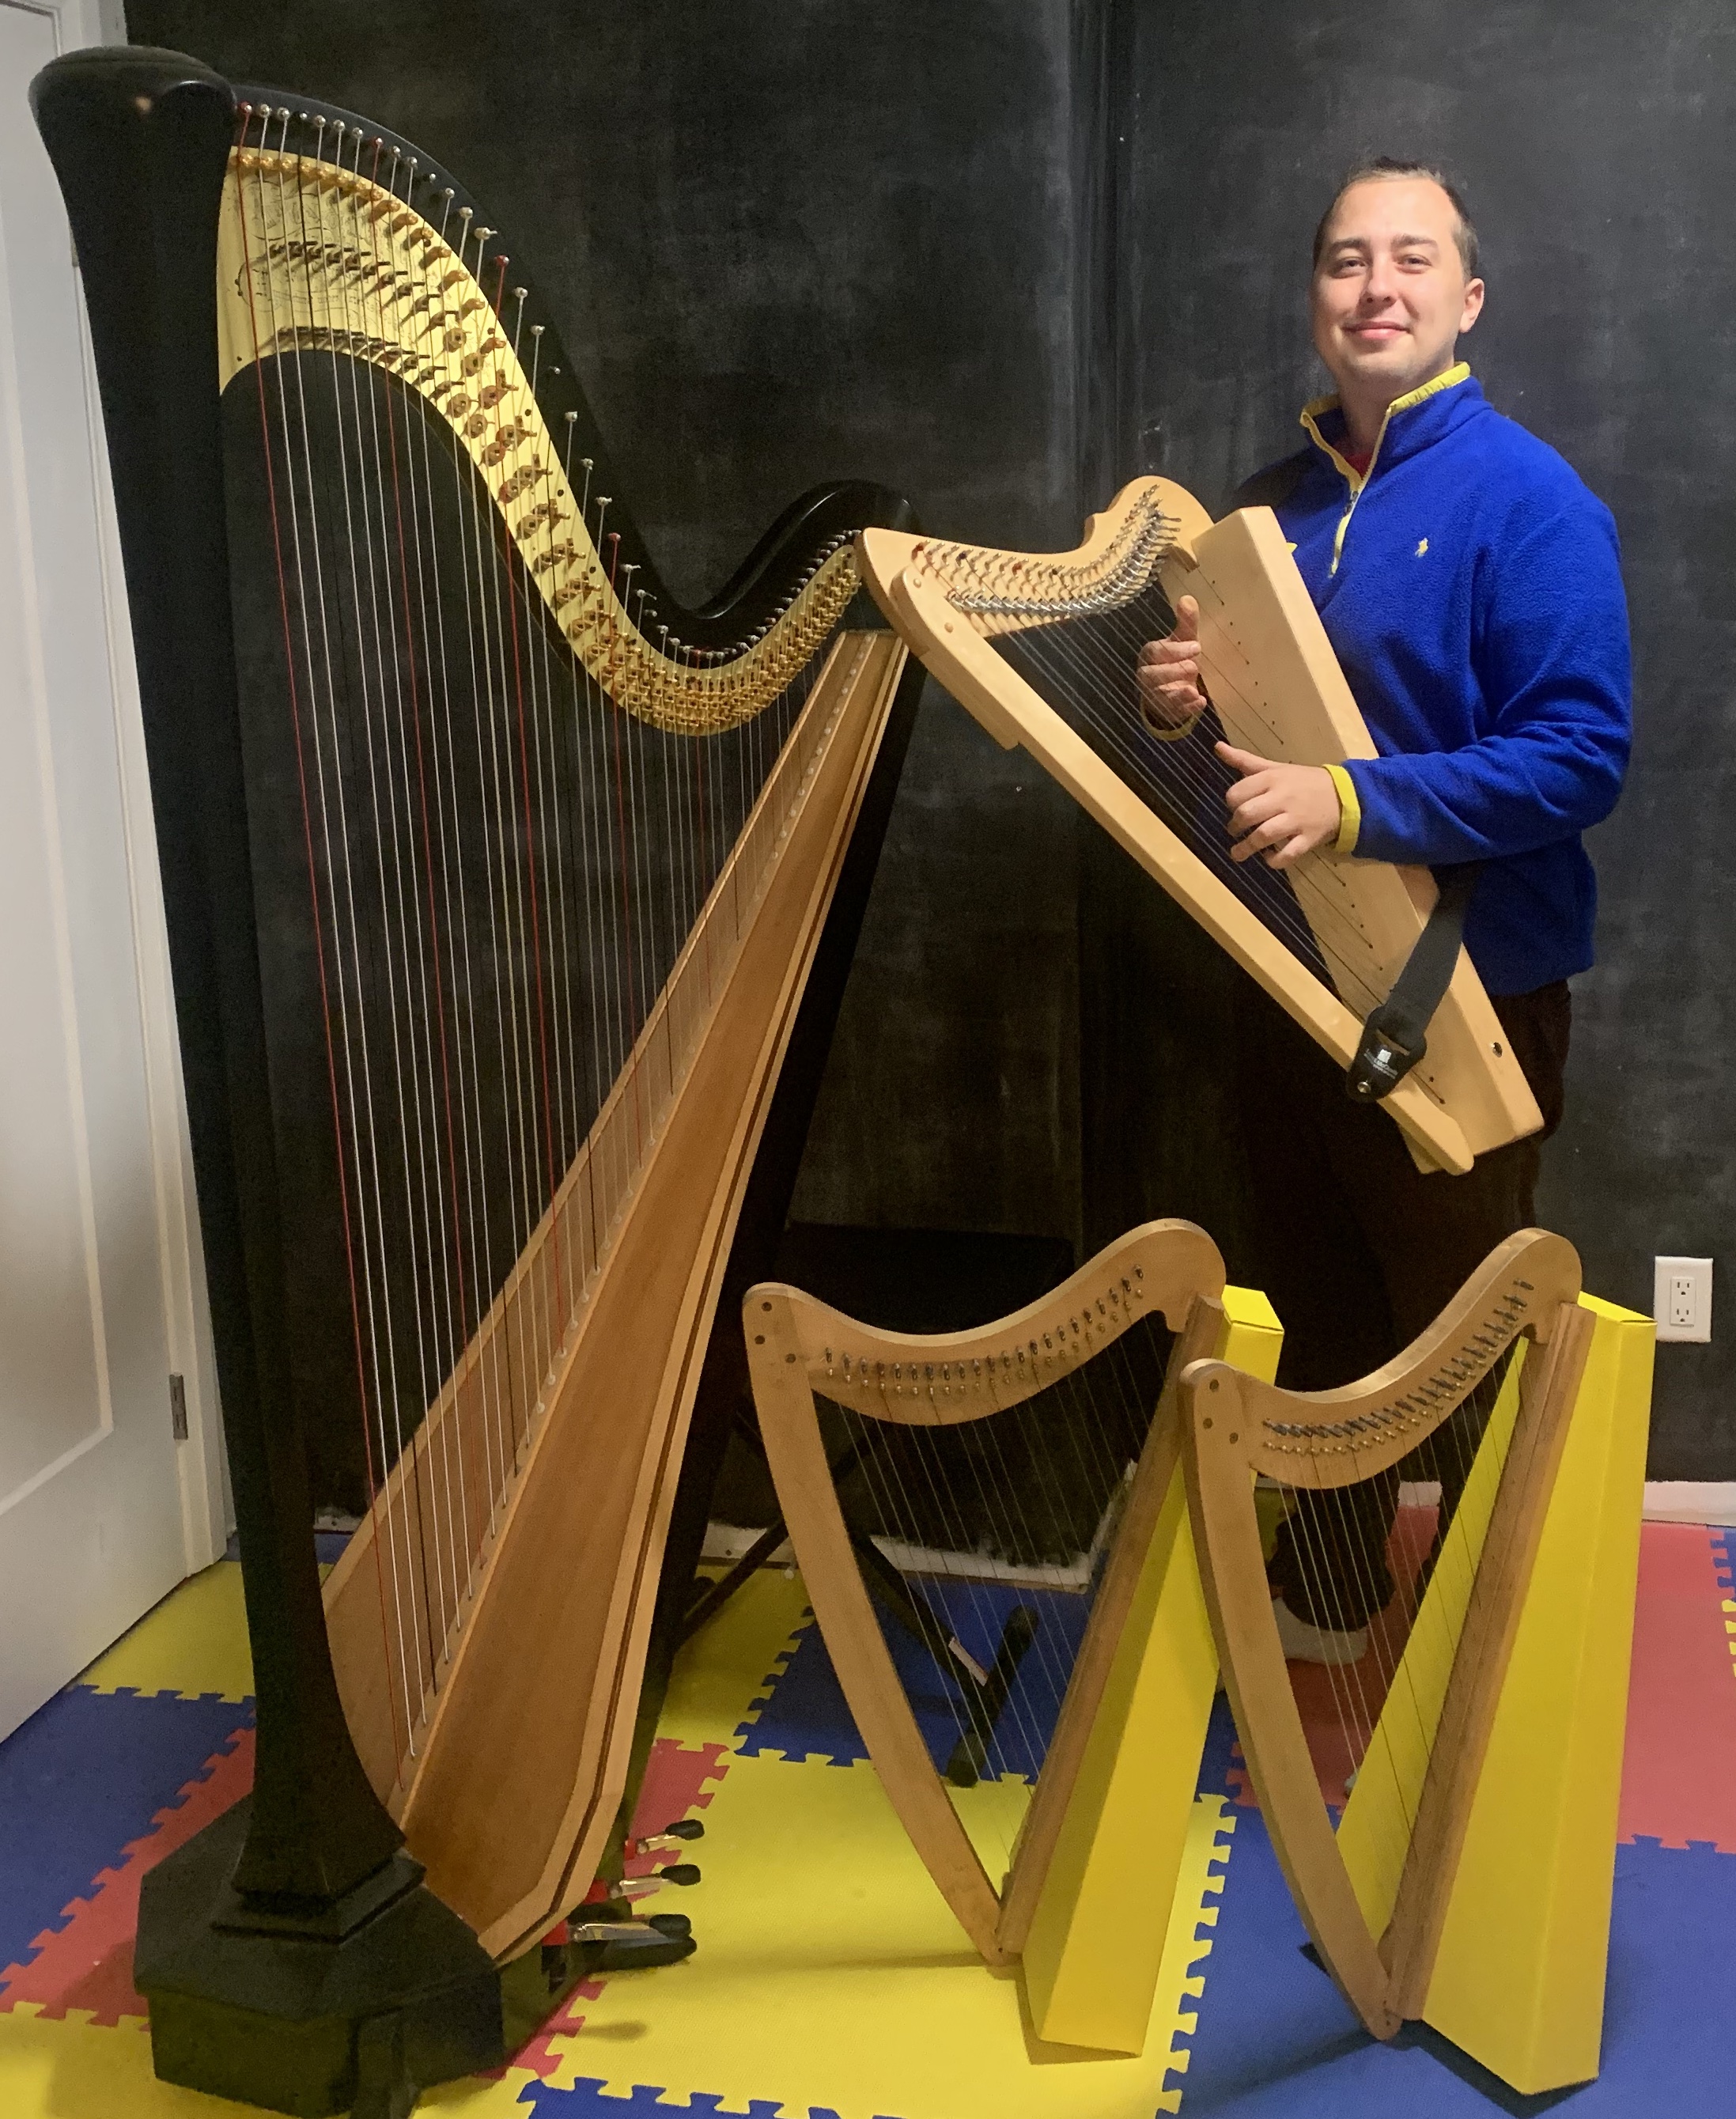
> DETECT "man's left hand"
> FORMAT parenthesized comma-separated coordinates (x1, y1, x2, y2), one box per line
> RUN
(1217, 743, 1342, 868)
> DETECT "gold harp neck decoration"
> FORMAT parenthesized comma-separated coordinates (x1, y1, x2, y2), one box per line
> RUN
(219, 145, 860, 736)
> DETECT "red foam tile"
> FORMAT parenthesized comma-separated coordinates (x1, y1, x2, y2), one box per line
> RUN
(0, 1726, 254, 2026)
(0, 1717, 725, 2064)
(622, 1736, 729, 1879)
(1618, 1522, 1736, 1852)
(507, 1735, 730, 2080)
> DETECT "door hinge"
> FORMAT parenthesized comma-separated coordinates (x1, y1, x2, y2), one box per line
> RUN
(169, 1372, 188, 1441)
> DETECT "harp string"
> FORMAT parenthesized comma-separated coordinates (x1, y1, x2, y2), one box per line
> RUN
(997, 591, 1397, 1015)
(830, 1312, 1170, 1882)
(1035, 588, 1363, 973)
(238, 110, 426, 1758)
(234, 110, 845, 1763)
(1258, 1338, 1528, 1924)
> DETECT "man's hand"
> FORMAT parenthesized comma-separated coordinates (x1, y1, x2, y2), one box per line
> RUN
(1218, 744, 1343, 868)
(1137, 594, 1207, 729)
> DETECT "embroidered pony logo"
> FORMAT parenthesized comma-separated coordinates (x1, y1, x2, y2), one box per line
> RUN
(1415, 537, 1430, 557)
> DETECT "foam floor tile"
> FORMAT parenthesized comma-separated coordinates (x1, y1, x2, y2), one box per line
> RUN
(1618, 1523, 1736, 1851)
(736, 1580, 1089, 1778)
(75, 1564, 252, 1708)
(660, 1570, 816, 1754)
(0, 2007, 221, 2117)
(1178, 1799, 1736, 2114)
(520, 2086, 784, 2117)
(0, 1689, 253, 1983)
(77, 1562, 253, 1705)
(0, 2017, 543, 2119)
(1, 1727, 253, 2025)
(536, 1746, 1228, 2119)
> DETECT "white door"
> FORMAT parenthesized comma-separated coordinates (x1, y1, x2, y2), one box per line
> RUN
(0, 0, 227, 1742)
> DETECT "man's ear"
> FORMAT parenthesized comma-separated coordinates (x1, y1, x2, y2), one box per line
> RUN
(1460, 277, 1486, 332)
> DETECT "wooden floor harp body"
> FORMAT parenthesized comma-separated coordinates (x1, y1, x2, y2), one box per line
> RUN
(1182, 1232, 1653, 2093)
(34, 44, 920, 2109)
(857, 481, 1541, 1175)
(746, 1222, 1284, 2054)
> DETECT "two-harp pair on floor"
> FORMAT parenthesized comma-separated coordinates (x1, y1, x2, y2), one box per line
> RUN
(748, 1225, 1652, 2092)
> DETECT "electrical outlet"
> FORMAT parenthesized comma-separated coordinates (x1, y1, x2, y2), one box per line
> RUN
(1654, 1255, 1713, 1343)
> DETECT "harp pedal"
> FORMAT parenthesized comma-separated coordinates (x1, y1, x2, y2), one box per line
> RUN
(561, 1917, 696, 1973)
(632, 1818, 705, 1856)
(649, 1862, 702, 1888)
(603, 1862, 702, 1907)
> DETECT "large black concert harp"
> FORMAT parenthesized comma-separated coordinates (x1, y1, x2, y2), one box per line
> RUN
(33, 42, 920, 2117)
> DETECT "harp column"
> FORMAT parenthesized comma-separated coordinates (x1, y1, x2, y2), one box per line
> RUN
(31, 45, 502, 2117)
(1016, 1285, 1284, 2054)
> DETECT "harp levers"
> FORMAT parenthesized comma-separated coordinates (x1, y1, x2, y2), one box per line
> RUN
(1181, 1230, 1654, 2094)
(856, 482, 1543, 1175)
(745, 1222, 1285, 2054)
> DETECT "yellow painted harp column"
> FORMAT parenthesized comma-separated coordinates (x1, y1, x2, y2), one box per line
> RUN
(1019, 1286, 1284, 2053)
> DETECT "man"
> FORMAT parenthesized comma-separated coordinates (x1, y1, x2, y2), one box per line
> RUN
(1138, 158, 1631, 1662)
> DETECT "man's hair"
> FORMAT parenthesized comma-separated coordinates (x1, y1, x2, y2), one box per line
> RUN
(1312, 157, 1479, 280)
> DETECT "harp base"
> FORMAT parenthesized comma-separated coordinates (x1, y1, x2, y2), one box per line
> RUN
(135, 1798, 504, 2117)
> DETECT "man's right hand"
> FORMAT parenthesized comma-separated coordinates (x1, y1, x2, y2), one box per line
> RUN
(1137, 595, 1207, 730)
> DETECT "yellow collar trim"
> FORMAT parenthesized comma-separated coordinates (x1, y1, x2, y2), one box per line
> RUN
(1386, 359, 1471, 416)
(1299, 361, 1471, 490)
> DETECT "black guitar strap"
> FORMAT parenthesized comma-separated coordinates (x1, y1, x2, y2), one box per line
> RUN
(1221, 467, 1484, 1114)
(1345, 865, 1483, 1105)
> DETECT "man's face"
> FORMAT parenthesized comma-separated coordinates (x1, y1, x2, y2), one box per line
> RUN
(1311, 177, 1484, 407)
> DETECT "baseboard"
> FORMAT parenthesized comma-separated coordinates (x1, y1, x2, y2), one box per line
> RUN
(1642, 1481, 1736, 1527)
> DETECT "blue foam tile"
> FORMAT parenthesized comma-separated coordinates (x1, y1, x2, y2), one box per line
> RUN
(734, 1579, 1088, 1779)
(1709, 1527, 1733, 1591)
(1181, 1802, 1736, 2115)
(0, 1686, 252, 1976)
(521, 2083, 798, 2117)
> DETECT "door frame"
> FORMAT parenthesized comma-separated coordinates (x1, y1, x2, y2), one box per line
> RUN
(6, 0, 229, 1576)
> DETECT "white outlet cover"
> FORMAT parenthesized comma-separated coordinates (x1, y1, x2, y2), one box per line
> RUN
(1654, 1255, 1713, 1344)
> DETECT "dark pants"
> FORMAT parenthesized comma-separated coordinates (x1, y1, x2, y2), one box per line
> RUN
(1240, 978, 1571, 1631)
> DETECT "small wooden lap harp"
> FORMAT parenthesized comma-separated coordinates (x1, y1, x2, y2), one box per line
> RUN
(33, 43, 921, 2114)
(1182, 1231, 1652, 2094)
(747, 1221, 1282, 2054)
(856, 482, 1543, 1175)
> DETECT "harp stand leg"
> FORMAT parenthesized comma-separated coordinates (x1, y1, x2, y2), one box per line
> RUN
(135, 1799, 502, 2119)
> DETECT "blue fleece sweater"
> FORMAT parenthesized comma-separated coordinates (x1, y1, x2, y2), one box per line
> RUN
(1244, 367, 1632, 997)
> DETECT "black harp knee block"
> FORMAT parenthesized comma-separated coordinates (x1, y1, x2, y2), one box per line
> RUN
(135, 1799, 503, 2119)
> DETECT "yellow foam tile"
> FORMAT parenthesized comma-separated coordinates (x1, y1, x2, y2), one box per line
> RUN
(78, 1563, 253, 1704)
(0, 2007, 542, 2119)
(541, 1749, 1231, 2119)
(656, 1566, 815, 1752)
(420, 2062, 557, 2111)
(0, 2006, 222, 2117)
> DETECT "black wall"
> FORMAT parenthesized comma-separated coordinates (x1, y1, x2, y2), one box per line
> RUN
(125, 1, 1736, 1475)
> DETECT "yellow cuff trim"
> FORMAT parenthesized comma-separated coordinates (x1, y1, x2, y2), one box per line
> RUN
(1323, 762, 1360, 854)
